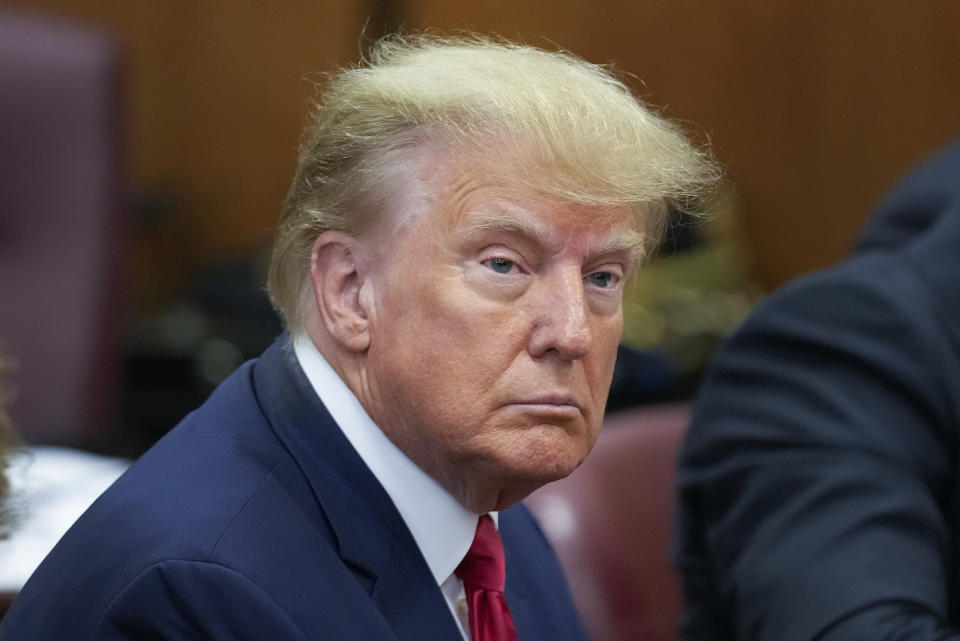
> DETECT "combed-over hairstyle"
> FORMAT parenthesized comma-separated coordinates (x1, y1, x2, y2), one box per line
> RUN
(269, 34, 719, 331)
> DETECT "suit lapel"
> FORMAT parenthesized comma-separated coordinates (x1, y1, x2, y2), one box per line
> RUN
(372, 532, 466, 640)
(252, 337, 463, 641)
(505, 583, 539, 641)
(503, 524, 542, 641)
(500, 504, 589, 641)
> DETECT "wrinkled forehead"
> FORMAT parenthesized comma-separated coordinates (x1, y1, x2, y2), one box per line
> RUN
(366, 138, 650, 260)
(436, 145, 643, 246)
(411, 138, 647, 215)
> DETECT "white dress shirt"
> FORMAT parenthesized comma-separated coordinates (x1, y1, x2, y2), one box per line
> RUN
(293, 334, 492, 640)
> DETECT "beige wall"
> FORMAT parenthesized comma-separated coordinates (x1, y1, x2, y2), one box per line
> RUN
(13, 1, 960, 297)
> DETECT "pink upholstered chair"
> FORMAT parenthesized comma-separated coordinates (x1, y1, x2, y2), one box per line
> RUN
(525, 403, 691, 641)
(0, 9, 126, 444)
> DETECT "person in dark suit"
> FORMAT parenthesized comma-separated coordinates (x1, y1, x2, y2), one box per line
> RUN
(677, 139, 960, 641)
(2, 34, 717, 640)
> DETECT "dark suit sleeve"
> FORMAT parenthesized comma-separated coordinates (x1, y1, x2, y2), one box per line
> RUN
(677, 256, 960, 641)
(92, 560, 311, 641)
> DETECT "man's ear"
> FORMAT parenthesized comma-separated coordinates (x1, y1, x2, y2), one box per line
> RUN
(309, 231, 373, 353)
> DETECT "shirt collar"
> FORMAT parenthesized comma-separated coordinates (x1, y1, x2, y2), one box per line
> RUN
(292, 333, 491, 585)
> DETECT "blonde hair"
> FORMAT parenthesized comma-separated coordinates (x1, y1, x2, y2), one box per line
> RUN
(269, 34, 719, 331)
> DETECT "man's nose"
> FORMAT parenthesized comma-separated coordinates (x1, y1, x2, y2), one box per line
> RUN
(527, 269, 592, 360)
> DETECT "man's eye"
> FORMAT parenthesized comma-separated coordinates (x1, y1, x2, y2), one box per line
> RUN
(588, 271, 616, 288)
(486, 257, 515, 274)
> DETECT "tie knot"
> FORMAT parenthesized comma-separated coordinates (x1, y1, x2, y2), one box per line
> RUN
(455, 515, 506, 592)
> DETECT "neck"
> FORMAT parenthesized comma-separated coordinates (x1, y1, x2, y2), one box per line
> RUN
(300, 325, 533, 515)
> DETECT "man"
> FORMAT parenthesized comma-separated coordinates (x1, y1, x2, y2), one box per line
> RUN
(677, 140, 960, 641)
(3, 35, 715, 640)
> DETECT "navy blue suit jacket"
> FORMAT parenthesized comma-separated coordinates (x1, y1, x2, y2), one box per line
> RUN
(677, 141, 960, 641)
(2, 339, 586, 640)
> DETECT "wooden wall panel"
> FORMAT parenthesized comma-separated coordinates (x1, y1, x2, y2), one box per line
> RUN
(8, 0, 370, 302)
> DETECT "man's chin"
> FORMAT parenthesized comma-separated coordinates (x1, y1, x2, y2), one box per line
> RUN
(450, 453, 581, 512)
(496, 450, 587, 505)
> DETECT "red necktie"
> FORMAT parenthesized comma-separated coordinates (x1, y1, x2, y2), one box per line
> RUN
(455, 515, 518, 641)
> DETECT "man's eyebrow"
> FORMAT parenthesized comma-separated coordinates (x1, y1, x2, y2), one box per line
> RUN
(458, 211, 550, 243)
(459, 208, 648, 269)
(596, 229, 647, 269)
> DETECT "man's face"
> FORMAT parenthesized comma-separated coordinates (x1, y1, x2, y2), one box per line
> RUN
(359, 160, 641, 512)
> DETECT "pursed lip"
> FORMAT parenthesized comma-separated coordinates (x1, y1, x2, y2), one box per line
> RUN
(509, 394, 582, 411)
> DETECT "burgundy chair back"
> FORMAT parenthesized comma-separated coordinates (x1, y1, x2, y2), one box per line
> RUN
(525, 403, 691, 641)
(0, 9, 126, 443)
